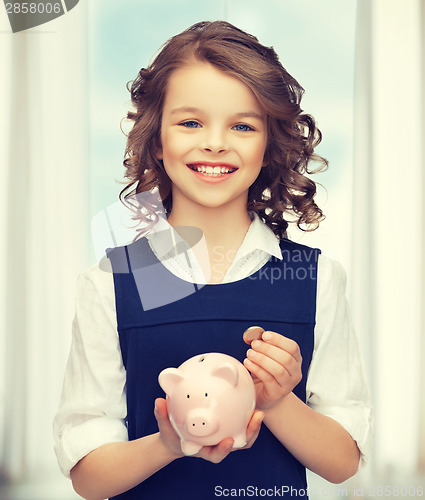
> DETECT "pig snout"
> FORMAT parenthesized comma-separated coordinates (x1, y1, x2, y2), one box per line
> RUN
(185, 408, 219, 437)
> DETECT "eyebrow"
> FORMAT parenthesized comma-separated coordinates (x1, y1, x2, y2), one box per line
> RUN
(234, 111, 265, 121)
(170, 106, 200, 115)
(170, 107, 265, 121)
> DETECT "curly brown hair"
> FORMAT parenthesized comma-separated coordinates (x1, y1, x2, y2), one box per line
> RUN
(121, 21, 327, 239)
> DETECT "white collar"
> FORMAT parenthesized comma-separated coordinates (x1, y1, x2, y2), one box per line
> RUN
(237, 212, 283, 260)
(146, 212, 283, 261)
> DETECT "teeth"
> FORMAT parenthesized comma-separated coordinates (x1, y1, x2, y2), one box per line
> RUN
(190, 164, 236, 176)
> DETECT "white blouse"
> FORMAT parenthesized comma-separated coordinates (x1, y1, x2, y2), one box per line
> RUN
(53, 213, 374, 478)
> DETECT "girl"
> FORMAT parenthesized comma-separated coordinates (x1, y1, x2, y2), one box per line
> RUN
(54, 21, 373, 500)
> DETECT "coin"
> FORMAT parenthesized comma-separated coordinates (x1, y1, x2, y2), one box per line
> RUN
(243, 326, 265, 345)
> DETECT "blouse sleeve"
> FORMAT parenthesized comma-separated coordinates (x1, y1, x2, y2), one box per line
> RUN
(53, 263, 128, 478)
(306, 255, 374, 470)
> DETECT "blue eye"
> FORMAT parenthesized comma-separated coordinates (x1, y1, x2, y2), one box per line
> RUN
(233, 124, 254, 132)
(180, 120, 200, 128)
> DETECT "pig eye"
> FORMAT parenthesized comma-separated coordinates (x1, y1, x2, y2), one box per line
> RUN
(199, 356, 205, 362)
(186, 394, 190, 398)
(205, 393, 208, 397)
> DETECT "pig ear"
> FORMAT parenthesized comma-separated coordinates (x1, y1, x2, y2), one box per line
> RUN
(158, 368, 184, 395)
(212, 363, 239, 387)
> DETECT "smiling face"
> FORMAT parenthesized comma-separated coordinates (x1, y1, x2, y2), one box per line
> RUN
(158, 62, 268, 217)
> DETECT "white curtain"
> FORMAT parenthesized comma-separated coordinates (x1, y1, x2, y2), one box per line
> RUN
(352, 0, 424, 481)
(0, 3, 90, 496)
(1, 0, 424, 497)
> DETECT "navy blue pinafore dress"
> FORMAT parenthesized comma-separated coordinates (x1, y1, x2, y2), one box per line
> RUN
(107, 236, 320, 500)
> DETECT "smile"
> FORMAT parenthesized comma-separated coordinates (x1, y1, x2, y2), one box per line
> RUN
(187, 164, 238, 177)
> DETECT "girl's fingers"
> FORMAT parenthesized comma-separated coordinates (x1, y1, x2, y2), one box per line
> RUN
(247, 409, 264, 435)
(244, 357, 283, 395)
(154, 397, 186, 458)
(154, 398, 167, 419)
(247, 346, 301, 385)
(154, 398, 177, 439)
(248, 336, 302, 380)
(247, 346, 290, 379)
(197, 438, 234, 464)
(259, 331, 302, 363)
(252, 340, 299, 368)
(243, 410, 264, 447)
(196, 410, 264, 461)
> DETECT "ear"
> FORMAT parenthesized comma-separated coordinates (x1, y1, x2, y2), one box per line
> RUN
(158, 368, 184, 394)
(211, 363, 239, 387)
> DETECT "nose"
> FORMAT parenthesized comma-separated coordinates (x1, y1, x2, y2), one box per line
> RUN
(201, 127, 228, 154)
(186, 409, 218, 437)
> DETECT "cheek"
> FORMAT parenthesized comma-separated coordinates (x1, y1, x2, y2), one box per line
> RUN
(161, 131, 187, 162)
(245, 139, 268, 166)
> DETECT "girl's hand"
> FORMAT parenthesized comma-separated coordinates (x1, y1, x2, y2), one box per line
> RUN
(154, 398, 185, 459)
(243, 331, 302, 411)
(195, 409, 264, 463)
(154, 398, 264, 464)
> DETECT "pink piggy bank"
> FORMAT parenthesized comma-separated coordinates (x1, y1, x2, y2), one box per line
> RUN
(158, 352, 256, 456)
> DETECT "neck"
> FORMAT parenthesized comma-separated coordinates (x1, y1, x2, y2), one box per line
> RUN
(167, 198, 251, 251)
